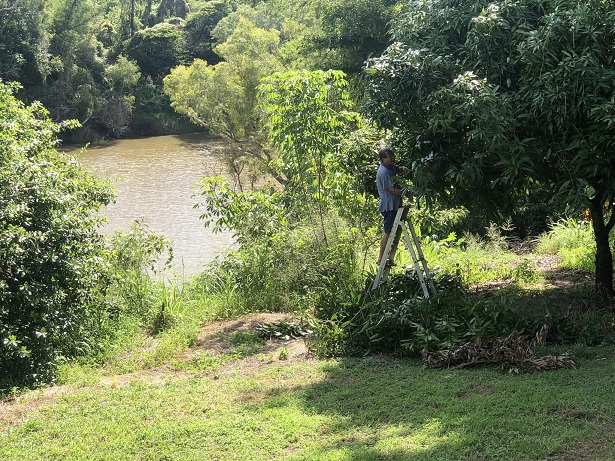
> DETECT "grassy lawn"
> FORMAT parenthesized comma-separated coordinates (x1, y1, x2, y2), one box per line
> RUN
(1, 316, 615, 461)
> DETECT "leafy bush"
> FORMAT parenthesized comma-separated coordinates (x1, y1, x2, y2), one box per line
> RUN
(544, 306, 615, 347)
(197, 211, 365, 315)
(0, 82, 113, 388)
(306, 271, 530, 357)
(421, 232, 534, 286)
(104, 219, 173, 324)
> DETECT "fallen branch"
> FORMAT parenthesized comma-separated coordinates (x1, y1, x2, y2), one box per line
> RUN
(421, 327, 578, 373)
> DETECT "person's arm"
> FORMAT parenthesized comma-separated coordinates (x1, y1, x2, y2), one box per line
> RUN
(385, 186, 404, 196)
(386, 164, 409, 195)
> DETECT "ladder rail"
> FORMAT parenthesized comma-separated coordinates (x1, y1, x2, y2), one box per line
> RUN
(371, 206, 406, 291)
(405, 220, 438, 296)
(401, 225, 430, 298)
(371, 205, 437, 298)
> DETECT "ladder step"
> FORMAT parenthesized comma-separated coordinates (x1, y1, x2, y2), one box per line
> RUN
(371, 206, 437, 297)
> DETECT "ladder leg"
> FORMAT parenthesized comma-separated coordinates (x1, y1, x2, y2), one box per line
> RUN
(371, 207, 405, 290)
(401, 225, 430, 298)
(406, 221, 438, 296)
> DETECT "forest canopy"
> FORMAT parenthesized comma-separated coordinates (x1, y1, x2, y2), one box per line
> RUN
(0, 0, 397, 142)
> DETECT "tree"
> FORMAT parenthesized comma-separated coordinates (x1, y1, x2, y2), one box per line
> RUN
(155, 0, 190, 23)
(42, 0, 107, 128)
(0, 82, 113, 387)
(125, 22, 187, 81)
(183, 0, 232, 63)
(165, 17, 283, 139)
(364, 0, 615, 297)
(260, 70, 361, 209)
(0, 0, 46, 87)
(259, 69, 368, 239)
(307, 0, 398, 75)
(100, 55, 141, 137)
(164, 17, 284, 185)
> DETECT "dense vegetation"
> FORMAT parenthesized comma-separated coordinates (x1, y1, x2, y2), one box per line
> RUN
(0, 82, 113, 387)
(0, 0, 397, 142)
(2, 0, 615, 395)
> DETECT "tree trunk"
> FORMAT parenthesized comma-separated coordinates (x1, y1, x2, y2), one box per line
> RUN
(130, 0, 135, 36)
(589, 197, 615, 300)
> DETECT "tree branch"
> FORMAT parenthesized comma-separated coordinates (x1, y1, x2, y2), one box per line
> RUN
(0, 0, 24, 13)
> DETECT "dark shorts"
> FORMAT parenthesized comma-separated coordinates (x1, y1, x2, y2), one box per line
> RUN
(382, 210, 397, 234)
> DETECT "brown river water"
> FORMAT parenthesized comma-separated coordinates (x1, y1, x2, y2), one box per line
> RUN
(68, 132, 234, 277)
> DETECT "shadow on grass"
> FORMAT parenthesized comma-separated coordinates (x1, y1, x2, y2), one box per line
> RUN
(289, 268, 615, 460)
(466, 264, 615, 347)
(295, 352, 615, 461)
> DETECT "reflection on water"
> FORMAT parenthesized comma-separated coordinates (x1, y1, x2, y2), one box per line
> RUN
(69, 132, 234, 276)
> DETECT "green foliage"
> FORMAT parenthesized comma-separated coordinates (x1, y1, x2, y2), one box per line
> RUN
(125, 22, 187, 81)
(536, 218, 595, 272)
(547, 308, 615, 347)
(364, 0, 615, 292)
(307, 0, 398, 74)
(255, 320, 313, 340)
(307, 272, 528, 357)
(260, 70, 362, 213)
(99, 55, 141, 137)
(192, 70, 377, 316)
(0, 82, 113, 388)
(0, 2, 46, 86)
(184, 0, 231, 63)
(195, 176, 288, 245)
(198, 209, 365, 315)
(419, 232, 534, 286)
(104, 219, 173, 323)
(104, 55, 141, 94)
(165, 17, 283, 142)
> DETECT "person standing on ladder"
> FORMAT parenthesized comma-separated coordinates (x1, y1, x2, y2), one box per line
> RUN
(376, 146, 409, 266)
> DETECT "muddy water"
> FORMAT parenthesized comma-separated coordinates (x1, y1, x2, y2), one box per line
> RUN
(70, 132, 234, 276)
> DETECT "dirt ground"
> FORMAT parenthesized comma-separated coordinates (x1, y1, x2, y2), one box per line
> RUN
(0, 313, 309, 428)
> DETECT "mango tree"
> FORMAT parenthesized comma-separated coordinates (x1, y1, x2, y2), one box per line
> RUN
(365, 0, 615, 297)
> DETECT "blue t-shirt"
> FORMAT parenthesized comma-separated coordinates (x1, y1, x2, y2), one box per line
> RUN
(376, 163, 401, 213)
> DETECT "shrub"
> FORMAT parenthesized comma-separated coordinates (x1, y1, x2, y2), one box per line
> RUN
(0, 82, 113, 388)
(197, 211, 365, 315)
(104, 219, 173, 324)
(306, 271, 530, 357)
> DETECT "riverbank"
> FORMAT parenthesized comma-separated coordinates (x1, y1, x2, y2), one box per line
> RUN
(1, 261, 614, 460)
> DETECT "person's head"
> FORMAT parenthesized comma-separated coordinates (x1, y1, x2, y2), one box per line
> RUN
(379, 146, 395, 165)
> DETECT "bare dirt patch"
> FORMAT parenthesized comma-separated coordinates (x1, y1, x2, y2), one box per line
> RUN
(179, 312, 312, 378)
(0, 312, 310, 428)
(186, 312, 297, 356)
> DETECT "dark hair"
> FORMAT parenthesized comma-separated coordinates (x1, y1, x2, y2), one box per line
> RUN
(378, 146, 394, 161)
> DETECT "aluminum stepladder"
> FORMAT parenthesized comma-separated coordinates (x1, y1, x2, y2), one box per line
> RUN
(371, 205, 437, 298)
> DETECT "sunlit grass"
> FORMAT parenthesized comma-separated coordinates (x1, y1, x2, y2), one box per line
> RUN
(535, 218, 595, 271)
(2, 352, 615, 460)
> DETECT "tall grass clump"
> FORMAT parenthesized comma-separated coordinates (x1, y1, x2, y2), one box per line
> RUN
(194, 212, 367, 316)
(536, 218, 595, 272)
(419, 231, 539, 286)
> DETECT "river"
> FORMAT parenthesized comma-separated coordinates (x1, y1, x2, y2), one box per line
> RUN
(70, 132, 235, 277)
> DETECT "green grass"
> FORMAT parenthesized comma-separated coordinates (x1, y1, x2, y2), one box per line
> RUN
(2, 349, 615, 460)
(3, 219, 612, 460)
